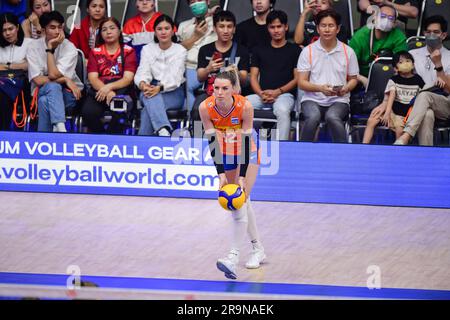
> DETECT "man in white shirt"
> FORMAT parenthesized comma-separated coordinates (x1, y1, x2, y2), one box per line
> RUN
(177, 0, 218, 111)
(26, 10, 83, 132)
(395, 15, 450, 145)
(298, 9, 359, 142)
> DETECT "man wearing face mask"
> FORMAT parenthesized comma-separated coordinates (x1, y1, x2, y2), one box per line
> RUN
(349, 4, 407, 79)
(177, 0, 218, 113)
(394, 15, 450, 146)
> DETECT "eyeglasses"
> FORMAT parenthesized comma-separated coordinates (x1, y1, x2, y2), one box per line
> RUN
(379, 13, 396, 21)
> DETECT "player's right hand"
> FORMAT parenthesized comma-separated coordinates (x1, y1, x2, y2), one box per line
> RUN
(218, 173, 228, 190)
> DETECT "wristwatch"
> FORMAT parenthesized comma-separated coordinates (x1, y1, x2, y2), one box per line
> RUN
(435, 66, 444, 72)
(6, 62, 11, 69)
(45, 48, 55, 54)
(159, 85, 164, 92)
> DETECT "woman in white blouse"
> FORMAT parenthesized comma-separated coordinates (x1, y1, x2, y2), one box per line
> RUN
(135, 14, 187, 136)
(0, 13, 32, 130)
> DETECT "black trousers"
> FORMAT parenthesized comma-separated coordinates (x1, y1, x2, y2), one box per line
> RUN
(81, 87, 131, 133)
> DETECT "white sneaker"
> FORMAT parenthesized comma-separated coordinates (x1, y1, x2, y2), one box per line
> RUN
(216, 251, 238, 280)
(393, 139, 406, 145)
(53, 122, 67, 133)
(245, 248, 266, 269)
(158, 127, 171, 136)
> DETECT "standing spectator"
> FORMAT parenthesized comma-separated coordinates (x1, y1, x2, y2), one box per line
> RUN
(26, 11, 83, 132)
(362, 51, 425, 143)
(294, 0, 348, 46)
(358, 0, 419, 33)
(0, 13, 32, 130)
(177, 0, 218, 112)
(394, 15, 450, 146)
(0, 0, 26, 24)
(193, 10, 249, 125)
(235, 0, 274, 56)
(349, 4, 407, 80)
(123, 0, 163, 63)
(298, 9, 359, 143)
(22, 0, 51, 39)
(69, 0, 107, 60)
(135, 14, 187, 136)
(246, 10, 300, 141)
(82, 17, 137, 133)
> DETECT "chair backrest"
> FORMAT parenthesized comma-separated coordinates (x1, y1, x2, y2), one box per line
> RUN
(329, 0, 354, 42)
(121, 0, 159, 28)
(417, 0, 450, 36)
(274, 0, 301, 39)
(75, 49, 87, 85)
(366, 57, 394, 100)
(223, 0, 254, 25)
(407, 36, 426, 51)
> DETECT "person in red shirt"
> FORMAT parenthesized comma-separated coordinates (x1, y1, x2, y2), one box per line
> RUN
(82, 17, 137, 133)
(69, 0, 107, 60)
(123, 0, 165, 63)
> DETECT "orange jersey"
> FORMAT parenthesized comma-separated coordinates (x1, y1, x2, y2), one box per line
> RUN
(205, 95, 257, 155)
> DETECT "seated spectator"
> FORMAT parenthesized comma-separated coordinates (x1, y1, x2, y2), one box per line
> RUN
(135, 15, 187, 136)
(363, 51, 425, 143)
(123, 0, 163, 63)
(298, 9, 359, 143)
(235, 0, 274, 57)
(26, 11, 83, 132)
(193, 10, 249, 125)
(394, 15, 450, 146)
(69, 0, 107, 60)
(246, 10, 300, 141)
(349, 4, 407, 83)
(0, 0, 26, 24)
(0, 13, 32, 130)
(22, 0, 51, 39)
(358, 0, 419, 34)
(294, 0, 348, 46)
(177, 0, 218, 112)
(82, 17, 137, 134)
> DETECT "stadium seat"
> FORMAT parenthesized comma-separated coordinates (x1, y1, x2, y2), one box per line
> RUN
(253, 109, 299, 141)
(417, 0, 450, 37)
(406, 36, 426, 51)
(223, 0, 253, 25)
(349, 57, 394, 143)
(274, 0, 301, 40)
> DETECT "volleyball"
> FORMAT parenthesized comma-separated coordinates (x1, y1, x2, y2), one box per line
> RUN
(218, 184, 246, 211)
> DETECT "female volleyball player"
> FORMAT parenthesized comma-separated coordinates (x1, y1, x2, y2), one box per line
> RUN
(199, 70, 266, 280)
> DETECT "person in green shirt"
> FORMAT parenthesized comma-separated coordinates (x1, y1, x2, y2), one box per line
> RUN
(349, 4, 407, 84)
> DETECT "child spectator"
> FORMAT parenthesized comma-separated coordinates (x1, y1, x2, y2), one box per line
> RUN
(363, 51, 425, 143)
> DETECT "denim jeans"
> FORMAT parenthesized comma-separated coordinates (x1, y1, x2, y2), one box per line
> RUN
(300, 100, 349, 143)
(138, 86, 185, 135)
(185, 67, 201, 113)
(246, 93, 295, 140)
(37, 82, 77, 132)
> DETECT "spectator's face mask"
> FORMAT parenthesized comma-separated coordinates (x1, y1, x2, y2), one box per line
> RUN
(190, 1, 208, 18)
(375, 12, 395, 32)
(397, 60, 414, 73)
(425, 33, 442, 51)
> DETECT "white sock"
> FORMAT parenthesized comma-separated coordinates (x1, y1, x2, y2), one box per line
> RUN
(247, 198, 263, 250)
(230, 201, 248, 257)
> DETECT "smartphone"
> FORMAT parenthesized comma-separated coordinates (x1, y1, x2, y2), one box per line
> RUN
(332, 85, 343, 92)
(212, 51, 223, 61)
(196, 16, 205, 25)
